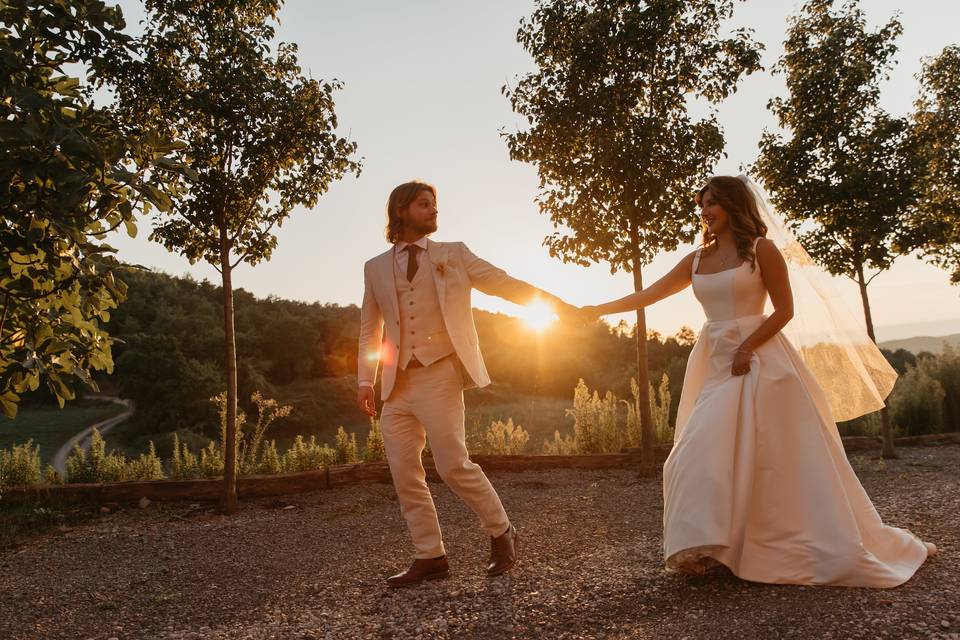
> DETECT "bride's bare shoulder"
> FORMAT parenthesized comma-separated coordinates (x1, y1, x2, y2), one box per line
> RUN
(755, 237, 787, 268)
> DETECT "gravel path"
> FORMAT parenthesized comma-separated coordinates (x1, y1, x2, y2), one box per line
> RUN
(1, 446, 957, 640)
(51, 397, 135, 475)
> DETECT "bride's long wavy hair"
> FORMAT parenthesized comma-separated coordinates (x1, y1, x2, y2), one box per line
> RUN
(696, 176, 768, 269)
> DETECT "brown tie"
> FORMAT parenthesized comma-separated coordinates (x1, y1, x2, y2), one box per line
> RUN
(405, 245, 421, 282)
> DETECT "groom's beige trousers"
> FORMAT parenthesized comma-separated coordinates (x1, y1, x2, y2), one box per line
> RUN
(380, 355, 510, 559)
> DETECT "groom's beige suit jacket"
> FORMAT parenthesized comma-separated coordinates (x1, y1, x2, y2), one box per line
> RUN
(359, 239, 545, 401)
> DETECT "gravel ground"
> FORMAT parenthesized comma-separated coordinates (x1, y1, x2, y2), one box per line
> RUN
(1, 445, 957, 640)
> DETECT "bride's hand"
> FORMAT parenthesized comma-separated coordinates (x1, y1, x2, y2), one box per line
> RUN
(731, 349, 752, 376)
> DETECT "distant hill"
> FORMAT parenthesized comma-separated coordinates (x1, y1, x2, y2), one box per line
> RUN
(880, 334, 960, 355)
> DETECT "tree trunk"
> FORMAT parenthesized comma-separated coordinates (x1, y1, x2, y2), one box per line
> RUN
(856, 265, 897, 459)
(631, 257, 656, 475)
(220, 227, 240, 513)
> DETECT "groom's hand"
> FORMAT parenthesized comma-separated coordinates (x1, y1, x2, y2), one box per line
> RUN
(357, 386, 377, 417)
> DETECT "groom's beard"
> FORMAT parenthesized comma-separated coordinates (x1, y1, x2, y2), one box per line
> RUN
(407, 220, 438, 235)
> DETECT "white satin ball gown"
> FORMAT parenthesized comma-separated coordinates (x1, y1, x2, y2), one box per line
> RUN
(662, 239, 934, 587)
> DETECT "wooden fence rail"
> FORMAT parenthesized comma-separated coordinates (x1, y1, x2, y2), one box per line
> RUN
(2, 433, 957, 508)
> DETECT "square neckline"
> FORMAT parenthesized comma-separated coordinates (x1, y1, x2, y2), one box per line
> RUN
(693, 237, 762, 276)
(694, 260, 749, 277)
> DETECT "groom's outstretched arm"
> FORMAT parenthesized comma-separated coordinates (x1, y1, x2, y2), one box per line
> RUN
(357, 263, 383, 415)
(458, 242, 566, 308)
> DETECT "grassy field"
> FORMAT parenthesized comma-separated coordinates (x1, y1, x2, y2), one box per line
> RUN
(0, 399, 128, 465)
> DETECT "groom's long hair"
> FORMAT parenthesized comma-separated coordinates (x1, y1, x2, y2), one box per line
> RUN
(697, 176, 768, 270)
(385, 181, 437, 244)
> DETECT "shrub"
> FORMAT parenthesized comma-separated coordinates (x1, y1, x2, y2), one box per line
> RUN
(169, 432, 201, 479)
(542, 430, 578, 455)
(259, 440, 282, 474)
(198, 441, 224, 478)
(923, 345, 960, 431)
(239, 391, 293, 475)
(0, 440, 42, 490)
(568, 379, 622, 453)
(363, 418, 386, 462)
(484, 418, 530, 455)
(125, 441, 165, 481)
(282, 435, 336, 472)
(65, 429, 126, 483)
(334, 426, 358, 464)
(890, 361, 946, 436)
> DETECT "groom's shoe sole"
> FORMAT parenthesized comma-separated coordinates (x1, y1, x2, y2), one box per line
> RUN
(386, 570, 450, 588)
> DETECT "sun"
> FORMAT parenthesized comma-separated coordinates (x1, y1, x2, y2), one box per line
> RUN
(519, 301, 558, 332)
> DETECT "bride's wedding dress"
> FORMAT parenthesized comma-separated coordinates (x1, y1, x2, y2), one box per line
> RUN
(662, 237, 934, 587)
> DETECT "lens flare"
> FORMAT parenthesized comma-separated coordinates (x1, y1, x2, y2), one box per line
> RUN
(519, 301, 557, 332)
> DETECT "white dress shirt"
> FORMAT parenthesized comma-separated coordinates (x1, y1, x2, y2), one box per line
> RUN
(395, 236, 429, 277)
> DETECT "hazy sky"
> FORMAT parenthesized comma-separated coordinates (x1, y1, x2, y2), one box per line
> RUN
(105, 0, 960, 342)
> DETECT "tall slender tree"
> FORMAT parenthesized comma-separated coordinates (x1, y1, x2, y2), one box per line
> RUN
(753, 0, 923, 458)
(110, 0, 361, 512)
(0, 0, 178, 417)
(910, 46, 960, 284)
(503, 0, 761, 471)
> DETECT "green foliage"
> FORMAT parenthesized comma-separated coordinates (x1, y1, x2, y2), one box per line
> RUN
(334, 426, 358, 465)
(259, 440, 282, 475)
(238, 391, 293, 475)
(281, 435, 336, 473)
(43, 465, 62, 486)
(483, 419, 531, 455)
(890, 361, 945, 436)
(106, 0, 362, 509)
(504, 0, 759, 465)
(911, 45, 960, 284)
(0, 440, 42, 490)
(754, 0, 920, 291)
(125, 441, 164, 481)
(198, 442, 224, 478)
(0, 0, 183, 417)
(169, 432, 199, 479)
(568, 379, 622, 454)
(65, 429, 126, 483)
(363, 418, 386, 462)
(923, 345, 960, 431)
(626, 374, 673, 446)
(541, 430, 578, 455)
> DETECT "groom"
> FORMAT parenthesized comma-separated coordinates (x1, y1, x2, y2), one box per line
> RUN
(357, 180, 573, 587)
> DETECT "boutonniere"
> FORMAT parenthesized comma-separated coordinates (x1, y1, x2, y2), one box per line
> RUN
(434, 259, 450, 276)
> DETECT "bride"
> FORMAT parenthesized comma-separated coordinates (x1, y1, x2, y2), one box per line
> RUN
(579, 175, 935, 587)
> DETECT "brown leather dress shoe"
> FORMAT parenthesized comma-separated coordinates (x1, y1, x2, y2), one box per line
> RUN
(487, 525, 519, 576)
(385, 555, 450, 587)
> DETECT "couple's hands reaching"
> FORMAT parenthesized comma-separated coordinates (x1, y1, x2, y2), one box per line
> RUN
(555, 301, 601, 326)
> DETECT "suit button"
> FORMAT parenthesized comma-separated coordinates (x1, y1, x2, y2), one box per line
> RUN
(409, 301, 414, 305)
(396, 321, 400, 326)
(411, 331, 416, 335)
(410, 316, 414, 320)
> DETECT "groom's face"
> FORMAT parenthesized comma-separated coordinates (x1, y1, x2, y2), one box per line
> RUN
(402, 189, 439, 236)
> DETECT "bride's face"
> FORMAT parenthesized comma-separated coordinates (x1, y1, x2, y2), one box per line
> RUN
(699, 190, 729, 237)
(402, 189, 439, 236)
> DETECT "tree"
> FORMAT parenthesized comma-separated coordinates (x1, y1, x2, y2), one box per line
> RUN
(911, 46, 960, 284)
(752, 0, 921, 458)
(110, 0, 361, 512)
(503, 0, 761, 471)
(0, 0, 177, 418)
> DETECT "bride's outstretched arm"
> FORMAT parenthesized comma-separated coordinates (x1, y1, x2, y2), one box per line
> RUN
(585, 252, 696, 316)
